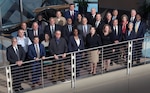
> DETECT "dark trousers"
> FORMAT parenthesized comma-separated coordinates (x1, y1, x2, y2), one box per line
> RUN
(51, 59, 65, 82)
(31, 61, 41, 84)
(76, 53, 82, 77)
(134, 40, 143, 62)
(11, 65, 24, 91)
(23, 53, 31, 80)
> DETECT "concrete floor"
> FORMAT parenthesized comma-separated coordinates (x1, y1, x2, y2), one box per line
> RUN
(25, 63, 150, 93)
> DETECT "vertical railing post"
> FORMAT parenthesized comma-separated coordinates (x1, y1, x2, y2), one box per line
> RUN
(41, 59, 44, 88)
(0, 7, 2, 29)
(144, 36, 147, 64)
(71, 52, 76, 88)
(6, 66, 13, 93)
(19, 0, 23, 22)
(127, 41, 133, 75)
(101, 47, 104, 74)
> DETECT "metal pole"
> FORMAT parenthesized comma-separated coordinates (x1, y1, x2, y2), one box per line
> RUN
(0, 7, 2, 29)
(19, 0, 23, 22)
(127, 41, 133, 75)
(6, 66, 13, 93)
(41, 59, 44, 88)
(71, 53, 76, 88)
(101, 47, 104, 74)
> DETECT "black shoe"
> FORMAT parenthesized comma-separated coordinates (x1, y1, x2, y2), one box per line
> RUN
(136, 60, 140, 64)
(19, 87, 24, 90)
(60, 79, 65, 82)
(14, 89, 20, 93)
(110, 62, 113, 66)
(52, 81, 57, 84)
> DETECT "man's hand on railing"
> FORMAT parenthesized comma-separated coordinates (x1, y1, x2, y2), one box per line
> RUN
(16, 61, 23, 66)
(112, 49, 115, 52)
(42, 56, 46, 60)
(54, 54, 59, 60)
(82, 52, 85, 57)
(62, 53, 66, 58)
(97, 50, 101, 54)
(114, 40, 119, 44)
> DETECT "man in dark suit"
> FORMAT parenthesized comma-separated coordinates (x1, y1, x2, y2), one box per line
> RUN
(111, 19, 122, 64)
(36, 14, 48, 33)
(44, 17, 62, 38)
(28, 22, 44, 43)
(94, 13, 105, 36)
(112, 9, 120, 22)
(28, 36, 46, 88)
(64, 4, 78, 24)
(6, 37, 25, 93)
(134, 14, 146, 63)
(62, 18, 74, 43)
(21, 22, 30, 37)
(86, 8, 97, 26)
(49, 30, 68, 83)
(77, 17, 92, 42)
(129, 9, 137, 23)
(112, 19, 122, 43)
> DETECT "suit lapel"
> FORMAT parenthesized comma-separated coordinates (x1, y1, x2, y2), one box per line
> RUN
(11, 46, 18, 58)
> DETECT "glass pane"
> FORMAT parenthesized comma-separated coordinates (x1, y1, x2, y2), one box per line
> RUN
(75, 3, 98, 12)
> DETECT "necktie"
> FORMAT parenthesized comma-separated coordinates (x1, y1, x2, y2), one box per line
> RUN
(34, 31, 36, 36)
(68, 25, 72, 32)
(51, 26, 55, 37)
(34, 31, 38, 36)
(71, 11, 74, 19)
(83, 25, 87, 37)
(56, 39, 59, 45)
(15, 47, 20, 60)
(35, 44, 40, 58)
(115, 26, 118, 35)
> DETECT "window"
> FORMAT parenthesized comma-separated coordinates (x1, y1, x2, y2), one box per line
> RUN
(74, 0, 98, 12)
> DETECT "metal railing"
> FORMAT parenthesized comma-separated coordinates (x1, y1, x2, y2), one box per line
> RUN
(1, 36, 150, 93)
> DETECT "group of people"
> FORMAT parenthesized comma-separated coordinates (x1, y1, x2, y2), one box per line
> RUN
(6, 3, 147, 92)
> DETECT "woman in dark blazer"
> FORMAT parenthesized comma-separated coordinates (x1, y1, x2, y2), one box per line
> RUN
(68, 28, 85, 77)
(101, 24, 114, 71)
(86, 27, 102, 75)
(125, 22, 136, 63)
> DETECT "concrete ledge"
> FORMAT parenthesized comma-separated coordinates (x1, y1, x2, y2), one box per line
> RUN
(25, 64, 150, 93)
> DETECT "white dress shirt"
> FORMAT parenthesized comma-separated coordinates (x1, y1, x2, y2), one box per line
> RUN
(113, 25, 118, 35)
(17, 36, 32, 52)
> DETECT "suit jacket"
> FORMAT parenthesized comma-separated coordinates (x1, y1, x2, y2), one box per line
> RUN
(6, 45, 25, 64)
(104, 19, 113, 26)
(68, 35, 84, 52)
(111, 25, 122, 42)
(77, 24, 92, 40)
(28, 29, 44, 42)
(86, 13, 96, 26)
(49, 37, 68, 55)
(28, 44, 46, 60)
(125, 30, 136, 40)
(134, 21, 146, 38)
(86, 33, 102, 49)
(65, 10, 78, 23)
(129, 16, 136, 24)
(94, 21, 105, 36)
(62, 24, 74, 43)
(37, 21, 48, 33)
(44, 24, 62, 38)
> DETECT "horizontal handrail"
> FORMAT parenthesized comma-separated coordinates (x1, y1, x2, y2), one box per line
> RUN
(1, 36, 150, 68)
